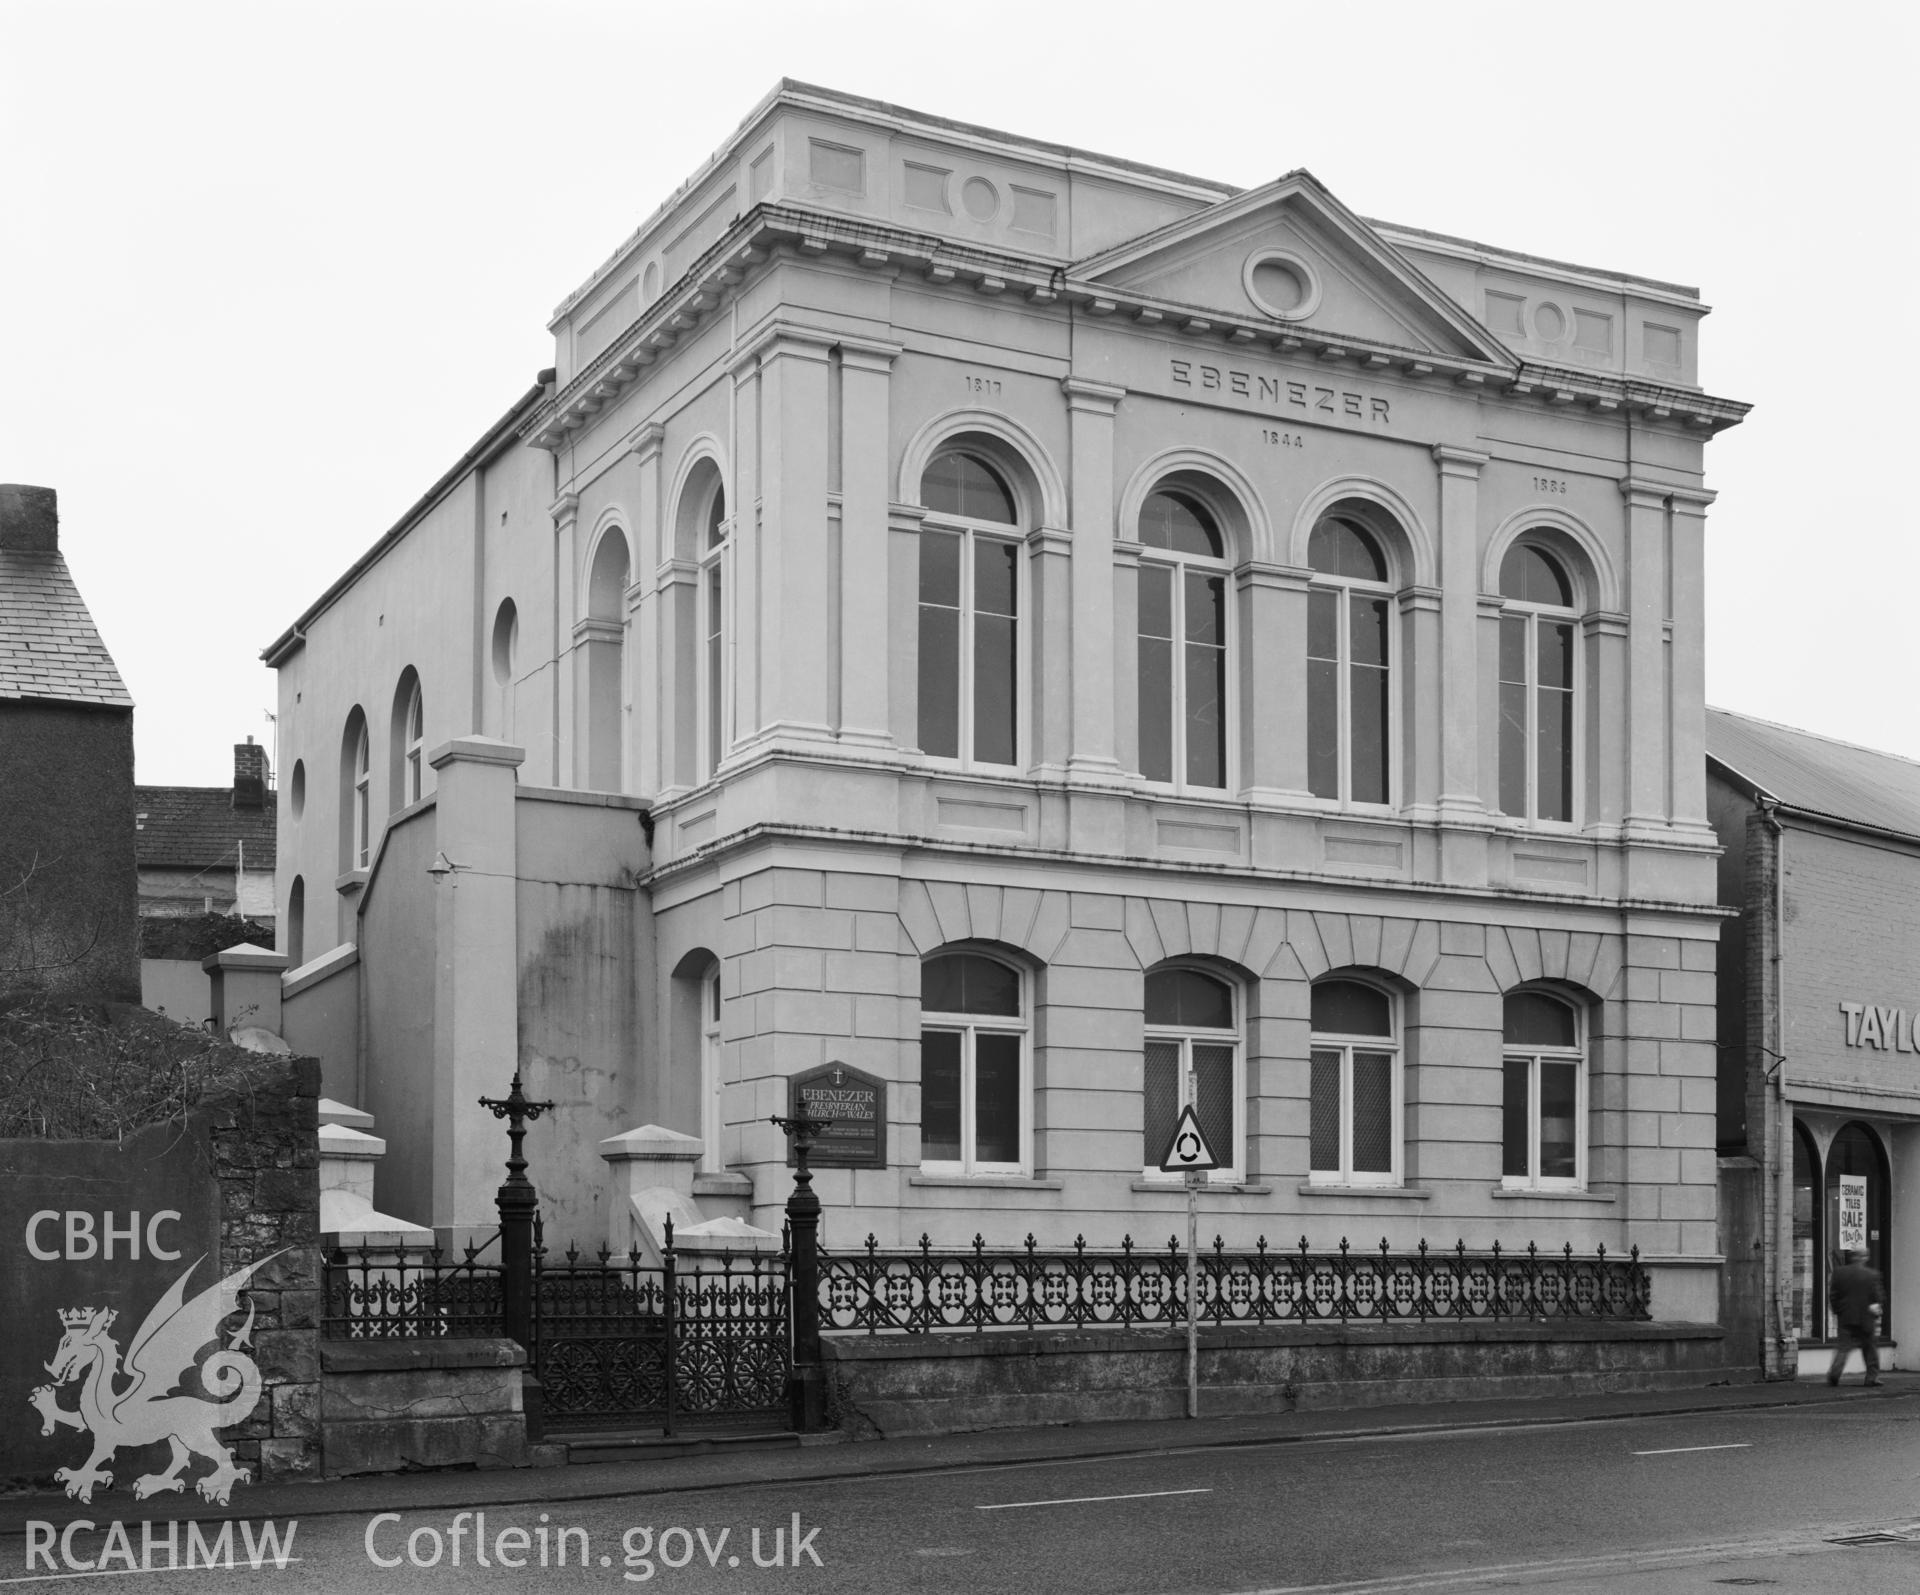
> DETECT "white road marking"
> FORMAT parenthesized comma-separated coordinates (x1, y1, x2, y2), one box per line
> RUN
(977, 1487, 1213, 1511)
(1631, 1442, 1753, 1456)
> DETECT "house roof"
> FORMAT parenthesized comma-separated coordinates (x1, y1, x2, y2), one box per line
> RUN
(133, 785, 277, 872)
(1706, 706, 1920, 842)
(0, 546, 132, 708)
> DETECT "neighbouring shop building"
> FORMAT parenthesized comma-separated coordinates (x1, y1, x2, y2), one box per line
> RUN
(1709, 707, 1920, 1377)
(265, 83, 1750, 1336)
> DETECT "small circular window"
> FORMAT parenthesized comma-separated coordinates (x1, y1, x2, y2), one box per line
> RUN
(1243, 249, 1321, 322)
(961, 177, 999, 222)
(289, 759, 305, 819)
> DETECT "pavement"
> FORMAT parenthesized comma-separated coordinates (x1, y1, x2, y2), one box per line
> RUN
(3, 1369, 1912, 1537)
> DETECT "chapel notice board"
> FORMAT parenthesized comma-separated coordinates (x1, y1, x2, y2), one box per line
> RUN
(786, 1062, 886, 1168)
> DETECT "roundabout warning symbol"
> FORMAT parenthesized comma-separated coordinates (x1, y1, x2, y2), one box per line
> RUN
(1157, 1103, 1220, 1173)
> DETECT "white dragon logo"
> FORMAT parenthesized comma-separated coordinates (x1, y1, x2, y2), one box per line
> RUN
(28, 1251, 283, 1506)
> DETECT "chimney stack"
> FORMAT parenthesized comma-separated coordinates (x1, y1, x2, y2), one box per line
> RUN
(0, 485, 58, 552)
(234, 737, 269, 809)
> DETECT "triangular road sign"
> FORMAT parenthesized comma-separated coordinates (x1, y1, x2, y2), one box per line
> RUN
(1157, 1103, 1220, 1173)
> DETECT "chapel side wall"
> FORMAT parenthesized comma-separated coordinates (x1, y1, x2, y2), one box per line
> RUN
(477, 443, 559, 771)
(272, 472, 485, 963)
(356, 806, 438, 1227)
(281, 952, 361, 1105)
(512, 789, 653, 1248)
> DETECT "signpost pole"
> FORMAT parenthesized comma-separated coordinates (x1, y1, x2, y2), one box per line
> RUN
(1186, 1169, 1200, 1419)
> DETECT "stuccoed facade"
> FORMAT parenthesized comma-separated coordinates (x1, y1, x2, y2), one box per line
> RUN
(266, 83, 1747, 1320)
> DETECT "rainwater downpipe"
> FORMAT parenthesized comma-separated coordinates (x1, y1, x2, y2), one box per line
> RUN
(1758, 794, 1792, 1368)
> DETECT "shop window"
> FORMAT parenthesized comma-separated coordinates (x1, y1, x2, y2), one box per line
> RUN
(920, 951, 1027, 1175)
(1137, 492, 1229, 790)
(1792, 1120, 1819, 1340)
(918, 451, 1021, 768)
(1825, 1121, 1891, 1339)
(1309, 976, 1400, 1185)
(1497, 543, 1578, 823)
(1142, 965, 1241, 1182)
(1501, 989, 1586, 1189)
(1307, 517, 1393, 805)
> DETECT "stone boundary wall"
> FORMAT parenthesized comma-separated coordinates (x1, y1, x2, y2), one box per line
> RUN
(823, 1319, 1735, 1438)
(211, 1054, 324, 1484)
(319, 1339, 532, 1476)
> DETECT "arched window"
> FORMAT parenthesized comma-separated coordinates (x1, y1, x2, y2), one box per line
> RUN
(1309, 976, 1399, 1185)
(1143, 966, 1240, 1181)
(285, 875, 305, 969)
(1497, 543, 1578, 823)
(585, 528, 630, 792)
(701, 962, 723, 1173)
(701, 485, 728, 776)
(402, 678, 425, 805)
(1792, 1120, 1820, 1340)
(350, 717, 371, 870)
(918, 450, 1021, 768)
(1137, 491, 1228, 790)
(1307, 516, 1393, 805)
(1502, 989, 1585, 1189)
(919, 951, 1026, 1174)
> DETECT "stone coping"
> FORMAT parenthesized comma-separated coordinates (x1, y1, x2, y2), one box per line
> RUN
(822, 1319, 1724, 1360)
(320, 1337, 527, 1374)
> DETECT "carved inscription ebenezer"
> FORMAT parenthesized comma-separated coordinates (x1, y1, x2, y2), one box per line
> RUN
(1170, 357, 1391, 426)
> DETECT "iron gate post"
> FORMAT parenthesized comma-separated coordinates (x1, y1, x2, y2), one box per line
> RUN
(480, 1070, 555, 1352)
(771, 1108, 833, 1432)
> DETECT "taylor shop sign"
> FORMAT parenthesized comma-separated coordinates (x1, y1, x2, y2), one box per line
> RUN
(0, 1119, 270, 1502)
(1838, 1001, 1920, 1052)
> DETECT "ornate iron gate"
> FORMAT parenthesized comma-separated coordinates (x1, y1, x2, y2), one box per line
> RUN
(531, 1223, 790, 1433)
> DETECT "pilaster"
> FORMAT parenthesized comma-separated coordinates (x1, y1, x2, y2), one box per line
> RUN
(1668, 488, 1715, 829)
(750, 330, 836, 746)
(1620, 479, 1672, 831)
(1583, 609, 1631, 830)
(837, 339, 901, 748)
(1063, 378, 1125, 776)
(549, 492, 579, 788)
(630, 424, 666, 796)
(1034, 524, 1076, 775)
(1433, 445, 1489, 819)
(1398, 584, 1443, 819)
(426, 737, 525, 1232)
(1235, 561, 1298, 800)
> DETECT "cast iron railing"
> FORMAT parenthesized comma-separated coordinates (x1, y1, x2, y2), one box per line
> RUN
(820, 1234, 1651, 1334)
(531, 1224, 790, 1432)
(323, 1240, 506, 1338)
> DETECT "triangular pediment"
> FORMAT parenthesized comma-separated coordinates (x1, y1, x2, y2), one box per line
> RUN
(1075, 172, 1515, 366)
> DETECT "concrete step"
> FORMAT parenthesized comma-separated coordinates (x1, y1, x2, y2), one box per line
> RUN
(547, 1428, 818, 1464)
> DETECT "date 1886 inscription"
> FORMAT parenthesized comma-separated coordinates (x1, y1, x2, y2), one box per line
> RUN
(1171, 358, 1391, 426)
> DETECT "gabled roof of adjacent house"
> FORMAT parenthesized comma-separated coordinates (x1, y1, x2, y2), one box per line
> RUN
(0, 545, 132, 708)
(1706, 706, 1920, 842)
(134, 786, 277, 872)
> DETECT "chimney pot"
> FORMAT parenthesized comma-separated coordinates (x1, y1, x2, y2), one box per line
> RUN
(0, 485, 58, 552)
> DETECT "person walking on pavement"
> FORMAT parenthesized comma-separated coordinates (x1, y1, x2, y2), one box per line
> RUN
(1827, 1248, 1884, 1386)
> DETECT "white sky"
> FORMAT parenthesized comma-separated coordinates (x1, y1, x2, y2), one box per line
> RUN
(4, 0, 1914, 786)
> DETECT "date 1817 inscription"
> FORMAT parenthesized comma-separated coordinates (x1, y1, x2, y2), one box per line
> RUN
(1171, 358, 1391, 426)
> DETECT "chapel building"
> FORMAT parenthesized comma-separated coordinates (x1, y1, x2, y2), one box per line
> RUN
(265, 83, 1748, 1322)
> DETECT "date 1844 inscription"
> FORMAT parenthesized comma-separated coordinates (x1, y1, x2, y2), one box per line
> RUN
(1171, 358, 1391, 426)
(787, 1062, 887, 1168)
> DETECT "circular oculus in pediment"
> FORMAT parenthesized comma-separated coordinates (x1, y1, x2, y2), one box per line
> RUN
(961, 176, 999, 222)
(1534, 301, 1566, 342)
(1243, 248, 1321, 323)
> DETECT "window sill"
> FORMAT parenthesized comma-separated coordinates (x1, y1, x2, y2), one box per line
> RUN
(1131, 1179, 1271, 1195)
(1490, 1186, 1615, 1202)
(1297, 1183, 1432, 1199)
(334, 868, 369, 895)
(693, 1172, 754, 1198)
(908, 1174, 1063, 1190)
